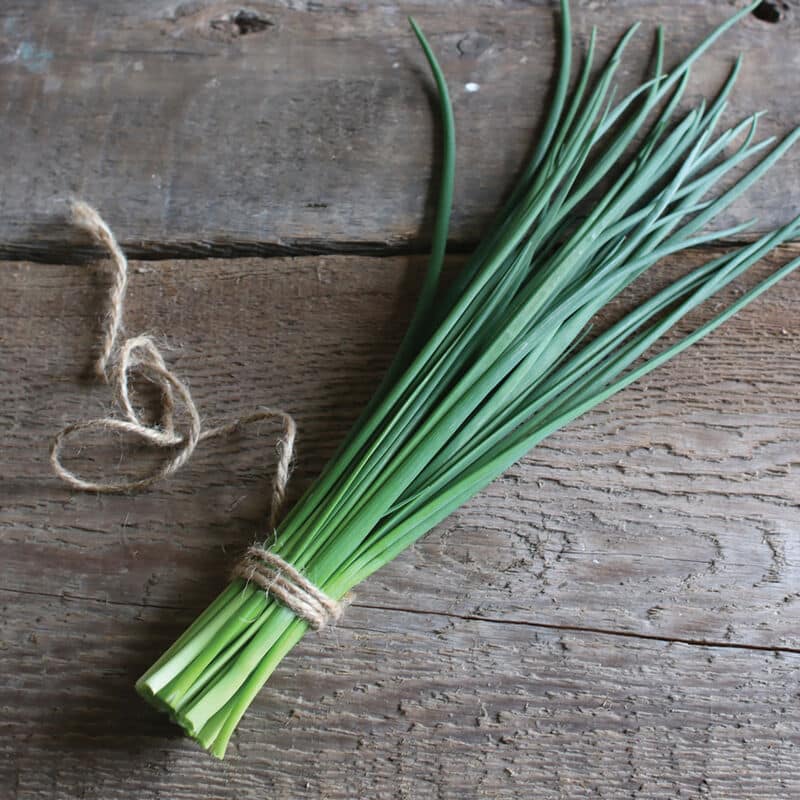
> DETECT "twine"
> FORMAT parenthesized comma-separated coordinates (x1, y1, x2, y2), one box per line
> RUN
(51, 202, 296, 526)
(51, 202, 343, 629)
(232, 546, 345, 629)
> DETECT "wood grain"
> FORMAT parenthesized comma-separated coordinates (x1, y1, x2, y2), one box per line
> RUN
(1, 1, 799, 260)
(1, 249, 799, 796)
(2, 592, 799, 799)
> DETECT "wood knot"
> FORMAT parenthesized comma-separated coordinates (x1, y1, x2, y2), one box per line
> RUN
(752, 1, 789, 23)
(211, 8, 273, 36)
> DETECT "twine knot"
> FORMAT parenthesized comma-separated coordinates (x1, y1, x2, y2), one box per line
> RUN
(232, 546, 345, 630)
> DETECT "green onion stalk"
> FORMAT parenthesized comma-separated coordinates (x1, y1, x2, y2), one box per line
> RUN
(137, 0, 800, 757)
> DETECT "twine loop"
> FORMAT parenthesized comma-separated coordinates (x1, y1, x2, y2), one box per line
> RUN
(51, 203, 297, 523)
(51, 201, 342, 629)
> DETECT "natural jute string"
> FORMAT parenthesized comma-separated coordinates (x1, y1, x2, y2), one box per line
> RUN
(51, 201, 344, 627)
(232, 546, 345, 629)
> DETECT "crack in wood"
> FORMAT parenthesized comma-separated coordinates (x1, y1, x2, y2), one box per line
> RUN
(353, 602, 800, 655)
(3, 584, 798, 656)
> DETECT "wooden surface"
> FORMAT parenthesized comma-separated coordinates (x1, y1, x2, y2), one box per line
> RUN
(2, 248, 800, 798)
(0, 0, 799, 260)
(2, 0, 800, 797)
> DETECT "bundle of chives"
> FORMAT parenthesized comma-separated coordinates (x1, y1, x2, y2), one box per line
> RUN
(137, 0, 800, 758)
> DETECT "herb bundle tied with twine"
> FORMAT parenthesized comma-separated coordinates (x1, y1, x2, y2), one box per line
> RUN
(54, 1, 800, 759)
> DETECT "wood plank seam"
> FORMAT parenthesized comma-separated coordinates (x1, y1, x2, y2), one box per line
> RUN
(0, 235, 787, 267)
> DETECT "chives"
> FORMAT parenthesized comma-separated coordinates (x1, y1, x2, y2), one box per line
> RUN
(137, 0, 800, 757)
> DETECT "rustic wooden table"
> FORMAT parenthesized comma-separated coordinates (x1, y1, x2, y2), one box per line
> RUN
(1, 2, 799, 798)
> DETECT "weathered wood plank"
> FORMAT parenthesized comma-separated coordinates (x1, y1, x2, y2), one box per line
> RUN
(1, 249, 799, 652)
(2, 249, 800, 796)
(2, 592, 799, 798)
(1, 1, 799, 259)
